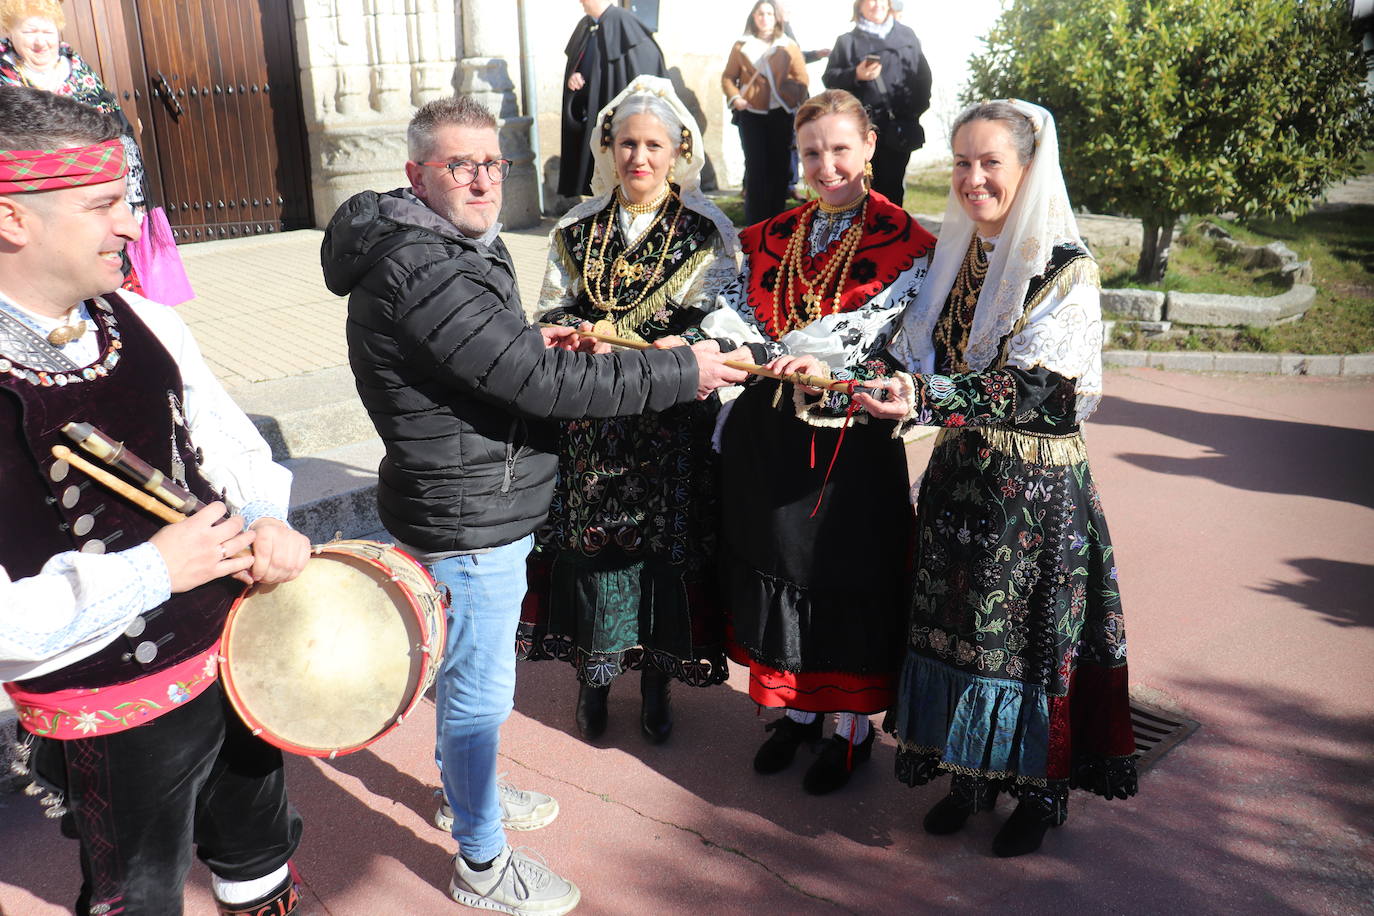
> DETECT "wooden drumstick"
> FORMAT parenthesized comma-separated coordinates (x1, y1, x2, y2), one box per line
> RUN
(52, 445, 185, 524)
(539, 323, 864, 394)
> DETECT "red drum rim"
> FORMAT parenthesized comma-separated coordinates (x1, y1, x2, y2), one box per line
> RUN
(219, 541, 444, 758)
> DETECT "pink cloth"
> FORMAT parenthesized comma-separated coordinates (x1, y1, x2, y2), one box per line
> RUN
(5, 642, 220, 739)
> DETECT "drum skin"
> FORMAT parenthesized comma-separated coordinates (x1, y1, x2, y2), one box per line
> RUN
(220, 540, 445, 757)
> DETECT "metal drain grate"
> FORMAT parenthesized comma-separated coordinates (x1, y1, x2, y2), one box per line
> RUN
(1130, 700, 1200, 770)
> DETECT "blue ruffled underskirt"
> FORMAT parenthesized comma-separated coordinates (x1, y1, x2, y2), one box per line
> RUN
(890, 650, 1049, 781)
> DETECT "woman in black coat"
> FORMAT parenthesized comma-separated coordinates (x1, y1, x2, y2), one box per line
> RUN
(822, 0, 931, 205)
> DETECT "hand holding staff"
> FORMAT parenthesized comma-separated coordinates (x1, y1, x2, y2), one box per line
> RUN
(52, 444, 257, 588)
(539, 322, 861, 394)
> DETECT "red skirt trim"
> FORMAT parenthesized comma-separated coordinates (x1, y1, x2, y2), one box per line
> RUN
(733, 648, 895, 714)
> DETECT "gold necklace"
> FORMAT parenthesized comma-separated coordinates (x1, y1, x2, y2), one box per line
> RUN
(932, 235, 987, 371)
(616, 184, 670, 215)
(818, 190, 866, 214)
(768, 196, 869, 338)
(580, 189, 683, 324)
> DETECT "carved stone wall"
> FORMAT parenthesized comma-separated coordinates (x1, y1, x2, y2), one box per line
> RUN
(293, 0, 459, 227)
(293, 0, 539, 229)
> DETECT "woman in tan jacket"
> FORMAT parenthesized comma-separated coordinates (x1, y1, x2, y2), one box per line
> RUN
(722, 1, 808, 224)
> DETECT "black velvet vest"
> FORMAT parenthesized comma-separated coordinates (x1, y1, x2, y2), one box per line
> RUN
(0, 293, 241, 692)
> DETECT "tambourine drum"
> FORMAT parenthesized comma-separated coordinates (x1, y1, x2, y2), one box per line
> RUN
(220, 539, 445, 758)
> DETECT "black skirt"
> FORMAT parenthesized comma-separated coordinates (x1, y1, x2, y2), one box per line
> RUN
(719, 380, 912, 677)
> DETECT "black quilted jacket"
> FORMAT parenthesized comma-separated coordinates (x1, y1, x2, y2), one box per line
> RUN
(321, 189, 698, 552)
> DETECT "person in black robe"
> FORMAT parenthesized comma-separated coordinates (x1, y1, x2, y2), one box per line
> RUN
(559, 0, 668, 198)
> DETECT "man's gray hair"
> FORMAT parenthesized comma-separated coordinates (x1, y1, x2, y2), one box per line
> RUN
(610, 92, 684, 147)
(0, 86, 120, 151)
(407, 95, 498, 162)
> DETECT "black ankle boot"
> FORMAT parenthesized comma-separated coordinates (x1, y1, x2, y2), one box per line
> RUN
(992, 791, 1063, 857)
(753, 714, 823, 774)
(574, 682, 610, 741)
(923, 774, 999, 835)
(802, 726, 875, 795)
(639, 668, 673, 744)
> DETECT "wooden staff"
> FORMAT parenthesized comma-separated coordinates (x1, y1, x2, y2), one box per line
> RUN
(52, 445, 185, 524)
(540, 323, 866, 394)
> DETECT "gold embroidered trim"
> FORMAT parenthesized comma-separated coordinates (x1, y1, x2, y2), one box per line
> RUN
(935, 426, 1088, 466)
(555, 227, 714, 343)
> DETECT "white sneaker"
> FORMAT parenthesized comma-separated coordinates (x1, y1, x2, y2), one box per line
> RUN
(435, 778, 560, 833)
(450, 847, 580, 915)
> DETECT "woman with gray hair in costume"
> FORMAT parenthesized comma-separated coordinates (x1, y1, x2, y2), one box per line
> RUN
(857, 100, 1138, 857)
(518, 76, 743, 746)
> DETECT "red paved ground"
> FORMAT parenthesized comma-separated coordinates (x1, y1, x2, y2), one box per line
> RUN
(3, 367, 1372, 915)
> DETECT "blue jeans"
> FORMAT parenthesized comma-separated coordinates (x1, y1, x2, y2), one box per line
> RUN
(429, 535, 533, 863)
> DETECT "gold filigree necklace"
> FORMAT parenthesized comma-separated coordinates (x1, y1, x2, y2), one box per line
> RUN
(932, 235, 989, 371)
(768, 195, 869, 338)
(581, 187, 682, 330)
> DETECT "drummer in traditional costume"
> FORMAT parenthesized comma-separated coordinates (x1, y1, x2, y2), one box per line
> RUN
(701, 88, 936, 794)
(857, 100, 1138, 856)
(0, 87, 310, 915)
(519, 76, 742, 744)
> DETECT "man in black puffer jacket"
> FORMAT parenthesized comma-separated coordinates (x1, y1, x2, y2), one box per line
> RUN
(321, 95, 744, 916)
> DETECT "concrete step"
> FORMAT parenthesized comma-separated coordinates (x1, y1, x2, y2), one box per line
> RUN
(227, 365, 372, 462)
(282, 438, 385, 544)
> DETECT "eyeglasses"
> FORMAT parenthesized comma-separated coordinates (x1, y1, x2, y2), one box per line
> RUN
(417, 158, 513, 187)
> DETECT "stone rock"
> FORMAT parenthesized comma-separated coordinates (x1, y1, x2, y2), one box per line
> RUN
(1165, 285, 1316, 327)
(1197, 221, 1233, 241)
(1147, 352, 1216, 371)
(1101, 288, 1165, 321)
(1214, 353, 1281, 373)
(1280, 355, 1343, 376)
(1077, 214, 1144, 252)
(1134, 320, 1172, 336)
(1102, 350, 1148, 368)
(1281, 260, 1314, 284)
(1244, 241, 1299, 271)
(1342, 354, 1374, 376)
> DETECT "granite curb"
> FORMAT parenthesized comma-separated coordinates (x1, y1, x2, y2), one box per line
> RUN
(1103, 350, 1374, 376)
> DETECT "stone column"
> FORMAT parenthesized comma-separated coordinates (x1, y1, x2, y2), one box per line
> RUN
(293, 0, 459, 227)
(456, 0, 540, 228)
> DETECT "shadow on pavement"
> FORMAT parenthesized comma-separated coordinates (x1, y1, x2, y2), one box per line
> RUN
(1256, 557, 1374, 629)
(1096, 395, 1374, 509)
(513, 657, 948, 851)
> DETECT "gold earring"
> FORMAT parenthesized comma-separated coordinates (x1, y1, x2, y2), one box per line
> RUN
(863, 161, 874, 187)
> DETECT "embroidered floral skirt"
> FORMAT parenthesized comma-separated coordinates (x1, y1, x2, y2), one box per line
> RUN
(888, 427, 1138, 812)
(718, 381, 912, 714)
(517, 403, 728, 689)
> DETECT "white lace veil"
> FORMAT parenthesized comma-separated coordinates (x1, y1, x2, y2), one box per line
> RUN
(555, 75, 740, 259)
(893, 100, 1085, 376)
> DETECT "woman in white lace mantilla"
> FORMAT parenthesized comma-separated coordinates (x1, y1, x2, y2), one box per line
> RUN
(517, 76, 742, 747)
(858, 100, 1138, 857)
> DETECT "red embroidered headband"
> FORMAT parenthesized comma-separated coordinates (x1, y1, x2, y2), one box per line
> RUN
(0, 139, 127, 193)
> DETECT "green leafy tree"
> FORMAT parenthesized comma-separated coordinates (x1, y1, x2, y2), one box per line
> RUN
(966, 0, 1374, 282)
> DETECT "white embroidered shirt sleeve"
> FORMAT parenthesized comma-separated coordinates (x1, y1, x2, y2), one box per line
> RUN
(0, 542, 171, 682)
(701, 259, 770, 345)
(1004, 272, 1104, 421)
